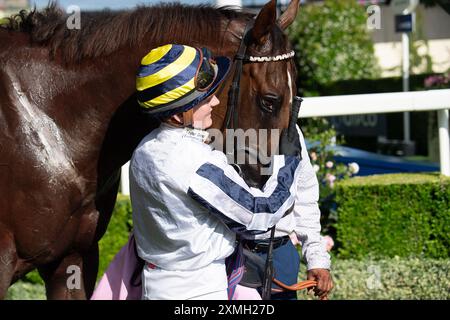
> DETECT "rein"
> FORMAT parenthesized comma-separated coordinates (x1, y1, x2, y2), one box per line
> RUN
(223, 21, 254, 131)
(221, 20, 316, 300)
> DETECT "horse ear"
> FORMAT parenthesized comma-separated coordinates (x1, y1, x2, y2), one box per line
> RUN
(278, 0, 300, 30)
(251, 0, 277, 45)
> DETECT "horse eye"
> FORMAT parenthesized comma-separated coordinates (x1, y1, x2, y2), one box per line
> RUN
(259, 94, 280, 113)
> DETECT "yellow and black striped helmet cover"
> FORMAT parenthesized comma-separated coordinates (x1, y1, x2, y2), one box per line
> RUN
(136, 44, 202, 112)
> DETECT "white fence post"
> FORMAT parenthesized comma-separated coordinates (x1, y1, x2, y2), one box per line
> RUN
(215, 0, 242, 7)
(438, 109, 450, 176)
(121, 161, 130, 195)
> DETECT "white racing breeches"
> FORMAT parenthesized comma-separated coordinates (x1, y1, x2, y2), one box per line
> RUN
(141, 259, 228, 300)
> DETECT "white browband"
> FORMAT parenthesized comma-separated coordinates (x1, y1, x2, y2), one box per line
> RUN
(246, 50, 295, 62)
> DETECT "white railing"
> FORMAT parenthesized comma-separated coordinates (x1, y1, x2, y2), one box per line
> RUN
(121, 89, 450, 195)
(299, 89, 450, 177)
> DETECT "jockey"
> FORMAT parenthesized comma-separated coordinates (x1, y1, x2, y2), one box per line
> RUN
(129, 44, 303, 300)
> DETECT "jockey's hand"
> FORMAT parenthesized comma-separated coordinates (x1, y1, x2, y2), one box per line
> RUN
(307, 269, 333, 300)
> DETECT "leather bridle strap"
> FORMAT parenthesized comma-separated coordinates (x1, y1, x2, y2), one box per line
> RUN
(262, 226, 276, 300)
(223, 21, 254, 131)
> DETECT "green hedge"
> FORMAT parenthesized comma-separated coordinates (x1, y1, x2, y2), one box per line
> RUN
(298, 256, 450, 300)
(335, 173, 450, 259)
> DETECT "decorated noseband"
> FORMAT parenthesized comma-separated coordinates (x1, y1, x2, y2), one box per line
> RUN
(245, 50, 295, 63)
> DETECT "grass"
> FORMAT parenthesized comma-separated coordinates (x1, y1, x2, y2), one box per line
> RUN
(6, 281, 46, 300)
(298, 256, 450, 300)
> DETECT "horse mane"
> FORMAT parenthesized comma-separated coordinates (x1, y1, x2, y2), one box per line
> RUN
(2, 1, 252, 63)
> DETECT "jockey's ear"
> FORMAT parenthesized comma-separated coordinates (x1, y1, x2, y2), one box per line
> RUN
(252, 0, 277, 46)
(164, 113, 184, 127)
(278, 0, 300, 30)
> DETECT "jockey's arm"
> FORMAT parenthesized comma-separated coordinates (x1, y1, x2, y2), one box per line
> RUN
(293, 126, 331, 270)
(188, 149, 301, 237)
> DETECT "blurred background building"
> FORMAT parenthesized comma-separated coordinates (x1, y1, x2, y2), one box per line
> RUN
(242, 0, 450, 77)
(371, 1, 450, 77)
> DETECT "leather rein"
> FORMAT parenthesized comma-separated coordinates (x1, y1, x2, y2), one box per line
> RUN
(221, 20, 317, 299)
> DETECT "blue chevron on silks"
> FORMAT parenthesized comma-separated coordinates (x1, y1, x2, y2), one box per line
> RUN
(188, 155, 301, 237)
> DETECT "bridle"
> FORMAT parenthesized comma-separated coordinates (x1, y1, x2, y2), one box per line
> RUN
(222, 20, 296, 132)
(221, 21, 252, 132)
(220, 20, 315, 300)
(221, 20, 297, 168)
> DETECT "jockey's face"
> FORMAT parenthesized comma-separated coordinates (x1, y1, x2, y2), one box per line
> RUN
(192, 95, 220, 129)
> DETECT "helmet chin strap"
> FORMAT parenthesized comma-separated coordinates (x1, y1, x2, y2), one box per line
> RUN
(183, 109, 194, 127)
(165, 109, 194, 128)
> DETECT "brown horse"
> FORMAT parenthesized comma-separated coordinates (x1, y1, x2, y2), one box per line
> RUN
(0, 0, 300, 299)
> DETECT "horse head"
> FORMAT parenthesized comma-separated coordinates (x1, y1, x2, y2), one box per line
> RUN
(214, 0, 300, 188)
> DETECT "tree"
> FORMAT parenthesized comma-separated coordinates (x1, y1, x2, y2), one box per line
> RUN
(288, 0, 381, 96)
